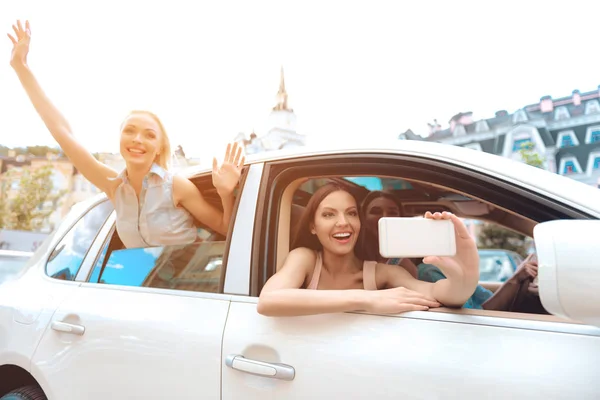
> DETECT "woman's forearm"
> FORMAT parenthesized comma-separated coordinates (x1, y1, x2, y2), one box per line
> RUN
(482, 280, 520, 311)
(431, 270, 479, 307)
(218, 191, 235, 235)
(257, 289, 366, 317)
(12, 63, 74, 143)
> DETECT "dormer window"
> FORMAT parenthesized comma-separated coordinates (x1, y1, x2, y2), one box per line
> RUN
(512, 109, 528, 124)
(558, 156, 582, 175)
(585, 126, 600, 144)
(585, 100, 600, 115)
(512, 137, 533, 152)
(554, 106, 570, 121)
(586, 150, 600, 175)
(453, 124, 466, 136)
(475, 120, 489, 133)
(556, 130, 579, 148)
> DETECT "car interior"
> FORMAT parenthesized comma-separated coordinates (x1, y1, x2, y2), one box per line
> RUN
(276, 174, 549, 316)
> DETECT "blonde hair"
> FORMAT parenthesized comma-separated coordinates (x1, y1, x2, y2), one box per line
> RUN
(123, 110, 172, 170)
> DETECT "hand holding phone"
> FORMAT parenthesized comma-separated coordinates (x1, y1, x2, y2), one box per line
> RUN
(378, 217, 457, 259)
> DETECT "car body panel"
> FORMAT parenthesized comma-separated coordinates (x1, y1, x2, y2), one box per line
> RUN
(30, 285, 230, 400)
(222, 300, 600, 399)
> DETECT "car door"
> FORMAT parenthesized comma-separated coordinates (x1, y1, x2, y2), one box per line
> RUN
(29, 170, 259, 400)
(221, 153, 600, 399)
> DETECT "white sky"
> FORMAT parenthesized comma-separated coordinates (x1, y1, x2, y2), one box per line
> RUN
(0, 0, 598, 163)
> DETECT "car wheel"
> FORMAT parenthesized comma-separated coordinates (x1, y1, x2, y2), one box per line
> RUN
(0, 386, 47, 400)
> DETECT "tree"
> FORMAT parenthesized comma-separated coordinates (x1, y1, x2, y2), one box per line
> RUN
(518, 142, 544, 168)
(477, 223, 528, 257)
(0, 165, 66, 231)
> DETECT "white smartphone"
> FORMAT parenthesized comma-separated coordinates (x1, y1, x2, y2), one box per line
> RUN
(378, 217, 456, 258)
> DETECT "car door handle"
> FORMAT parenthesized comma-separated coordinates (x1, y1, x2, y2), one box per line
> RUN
(51, 321, 85, 336)
(226, 354, 295, 381)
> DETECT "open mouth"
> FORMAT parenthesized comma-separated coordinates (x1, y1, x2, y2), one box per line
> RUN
(332, 232, 352, 243)
(128, 148, 146, 155)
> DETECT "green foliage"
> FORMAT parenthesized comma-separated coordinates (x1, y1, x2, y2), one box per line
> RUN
(477, 223, 528, 257)
(0, 165, 66, 231)
(518, 142, 544, 168)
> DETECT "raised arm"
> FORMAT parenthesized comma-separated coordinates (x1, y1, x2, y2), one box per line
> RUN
(381, 212, 480, 307)
(7, 20, 117, 192)
(257, 248, 440, 317)
(174, 143, 245, 236)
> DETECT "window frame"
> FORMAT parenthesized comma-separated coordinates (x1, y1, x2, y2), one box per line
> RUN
(558, 156, 582, 176)
(556, 130, 579, 148)
(251, 153, 594, 300)
(79, 167, 250, 296)
(586, 150, 600, 176)
(250, 152, 597, 335)
(45, 198, 114, 282)
(585, 125, 600, 144)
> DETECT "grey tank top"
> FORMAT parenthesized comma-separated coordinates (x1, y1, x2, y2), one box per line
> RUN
(111, 163, 198, 249)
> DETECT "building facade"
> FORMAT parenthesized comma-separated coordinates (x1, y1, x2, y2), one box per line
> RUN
(402, 87, 600, 187)
(234, 67, 306, 155)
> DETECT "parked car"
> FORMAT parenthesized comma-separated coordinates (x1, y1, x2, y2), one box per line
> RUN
(1, 141, 599, 399)
(478, 248, 525, 282)
(0, 249, 33, 283)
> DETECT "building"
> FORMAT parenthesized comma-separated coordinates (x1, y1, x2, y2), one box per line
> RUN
(234, 67, 306, 154)
(402, 87, 600, 187)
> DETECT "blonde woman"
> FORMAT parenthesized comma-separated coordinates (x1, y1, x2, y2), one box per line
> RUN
(7, 20, 244, 248)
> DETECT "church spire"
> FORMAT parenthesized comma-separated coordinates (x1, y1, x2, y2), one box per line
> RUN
(273, 66, 292, 111)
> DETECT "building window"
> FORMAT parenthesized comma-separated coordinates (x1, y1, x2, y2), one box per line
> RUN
(557, 130, 578, 148)
(554, 106, 570, 121)
(585, 126, 600, 144)
(585, 100, 600, 115)
(512, 109, 528, 123)
(512, 137, 532, 152)
(563, 161, 576, 174)
(558, 156, 582, 176)
(586, 151, 600, 175)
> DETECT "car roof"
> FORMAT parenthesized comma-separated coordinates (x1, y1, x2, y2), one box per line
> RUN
(183, 140, 600, 217)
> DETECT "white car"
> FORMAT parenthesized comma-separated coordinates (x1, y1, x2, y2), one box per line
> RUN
(1, 141, 599, 399)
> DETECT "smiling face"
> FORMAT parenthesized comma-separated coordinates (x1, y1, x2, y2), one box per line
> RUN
(311, 190, 361, 256)
(364, 196, 401, 238)
(119, 113, 164, 169)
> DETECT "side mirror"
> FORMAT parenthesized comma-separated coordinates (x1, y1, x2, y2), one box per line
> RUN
(534, 220, 600, 328)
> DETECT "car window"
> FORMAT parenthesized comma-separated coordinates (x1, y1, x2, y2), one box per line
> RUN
(90, 227, 225, 293)
(46, 200, 114, 281)
(468, 219, 532, 282)
(87, 174, 230, 294)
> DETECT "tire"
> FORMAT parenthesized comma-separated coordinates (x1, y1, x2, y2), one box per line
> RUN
(0, 386, 47, 400)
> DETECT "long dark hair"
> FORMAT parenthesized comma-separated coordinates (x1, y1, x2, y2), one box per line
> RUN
(360, 190, 402, 261)
(291, 182, 366, 259)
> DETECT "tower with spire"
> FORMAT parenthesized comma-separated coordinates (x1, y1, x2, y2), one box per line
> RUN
(235, 66, 306, 154)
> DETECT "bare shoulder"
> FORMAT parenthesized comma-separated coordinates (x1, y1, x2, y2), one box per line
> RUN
(172, 174, 201, 204)
(285, 247, 317, 267)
